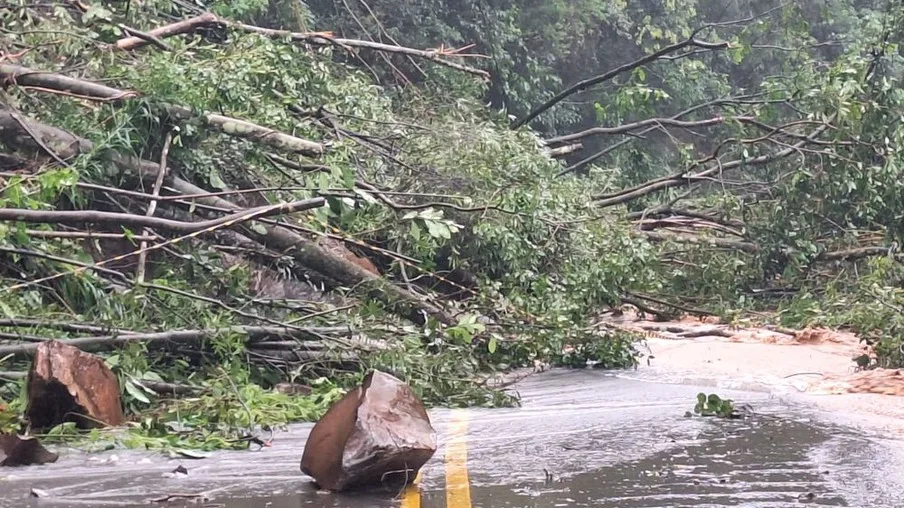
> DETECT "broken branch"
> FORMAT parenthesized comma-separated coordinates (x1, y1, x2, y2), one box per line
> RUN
(0, 112, 456, 326)
(112, 13, 490, 79)
(0, 326, 350, 358)
(115, 12, 219, 50)
(0, 66, 324, 155)
(545, 116, 750, 146)
(592, 123, 830, 207)
(513, 35, 730, 128)
(0, 199, 324, 233)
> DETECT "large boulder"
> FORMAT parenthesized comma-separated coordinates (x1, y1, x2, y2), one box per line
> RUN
(0, 434, 58, 467)
(300, 370, 436, 491)
(25, 341, 124, 429)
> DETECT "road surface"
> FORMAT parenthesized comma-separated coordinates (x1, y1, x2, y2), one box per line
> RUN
(2, 369, 903, 507)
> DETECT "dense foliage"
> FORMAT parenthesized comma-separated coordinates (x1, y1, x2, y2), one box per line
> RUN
(1, 0, 903, 450)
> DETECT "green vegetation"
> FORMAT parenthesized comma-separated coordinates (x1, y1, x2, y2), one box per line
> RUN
(690, 392, 739, 419)
(1, 0, 903, 451)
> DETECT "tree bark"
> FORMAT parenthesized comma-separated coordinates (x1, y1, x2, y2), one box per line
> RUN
(115, 12, 219, 50)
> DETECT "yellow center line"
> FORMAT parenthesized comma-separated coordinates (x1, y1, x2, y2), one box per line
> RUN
(445, 409, 472, 508)
(400, 471, 422, 508)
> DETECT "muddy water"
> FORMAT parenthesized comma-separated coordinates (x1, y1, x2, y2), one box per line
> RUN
(3, 372, 903, 507)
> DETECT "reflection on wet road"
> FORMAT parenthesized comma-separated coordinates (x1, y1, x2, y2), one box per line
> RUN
(2, 371, 902, 507)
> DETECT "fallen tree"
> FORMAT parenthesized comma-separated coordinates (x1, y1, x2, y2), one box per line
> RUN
(0, 64, 324, 156)
(111, 12, 490, 79)
(0, 325, 352, 358)
(0, 111, 456, 325)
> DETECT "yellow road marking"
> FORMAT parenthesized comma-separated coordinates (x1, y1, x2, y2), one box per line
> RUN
(445, 409, 472, 508)
(400, 472, 421, 508)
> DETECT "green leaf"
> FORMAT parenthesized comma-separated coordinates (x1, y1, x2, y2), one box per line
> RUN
(124, 380, 151, 404)
(174, 449, 210, 459)
(249, 222, 268, 235)
(488, 336, 498, 354)
(208, 171, 227, 190)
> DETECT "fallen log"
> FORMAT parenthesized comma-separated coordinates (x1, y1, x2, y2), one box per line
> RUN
(0, 199, 324, 233)
(115, 12, 220, 50)
(0, 112, 456, 325)
(0, 325, 350, 359)
(0, 65, 323, 156)
(112, 13, 490, 79)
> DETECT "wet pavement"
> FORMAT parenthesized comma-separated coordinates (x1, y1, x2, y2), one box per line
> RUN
(2, 370, 903, 507)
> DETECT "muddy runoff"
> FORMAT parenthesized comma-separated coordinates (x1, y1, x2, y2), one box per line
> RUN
(4, 316, 904, 507)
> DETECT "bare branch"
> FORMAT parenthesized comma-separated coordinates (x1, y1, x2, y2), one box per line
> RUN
(545, 116, 750, 146)
(0, 199, 324, 233)
(112, 13, 491, 78)
(592, 123, 830, 207)
(136, 131, 171, 284)
(23, 230, 160, 241)
(512, 35, 730, 129)
(0, 326, 351, 358)
(817, 246, 902, 262)
(0, 64, 138, 102)
(0, 319, 137, 335)
(228, 21, 491, 79)
(115, 12, 219, 50)
(0, 66, 324, 155)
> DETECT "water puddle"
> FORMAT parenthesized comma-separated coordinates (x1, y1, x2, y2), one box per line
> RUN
(441, 417, 849, 507)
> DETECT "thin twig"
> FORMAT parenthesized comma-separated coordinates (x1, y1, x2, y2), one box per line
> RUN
(136, 132, 172, 284)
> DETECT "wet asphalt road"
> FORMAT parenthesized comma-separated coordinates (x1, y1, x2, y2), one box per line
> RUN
(2, 370, 903, 507)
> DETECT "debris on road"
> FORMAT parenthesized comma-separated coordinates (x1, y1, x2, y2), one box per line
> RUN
(300, 370, 437, 491)
(25, 341, 124, 430)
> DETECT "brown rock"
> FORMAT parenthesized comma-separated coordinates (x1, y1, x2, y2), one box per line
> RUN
(26, 341, 124, 430)
(300, 370, 436, 491)
(0, 434, 59, 466)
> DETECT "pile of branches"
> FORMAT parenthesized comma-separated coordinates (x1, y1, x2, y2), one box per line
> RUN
(515, 13, 903, 301)
(0, 2, 493, 379)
